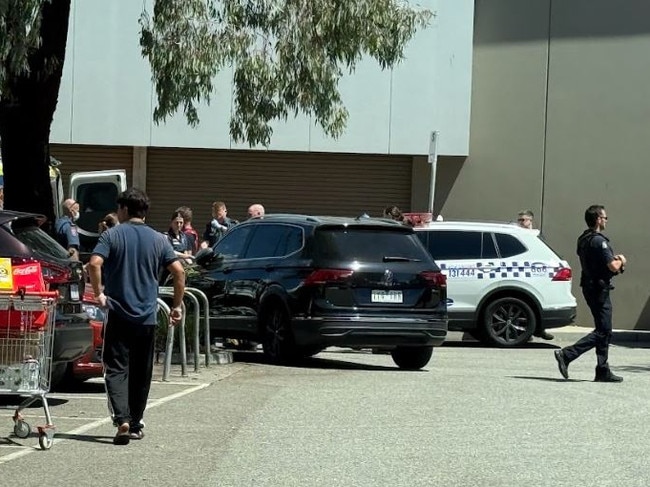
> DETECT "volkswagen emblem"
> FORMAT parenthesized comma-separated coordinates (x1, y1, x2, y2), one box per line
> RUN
(381, 269, 394, 286)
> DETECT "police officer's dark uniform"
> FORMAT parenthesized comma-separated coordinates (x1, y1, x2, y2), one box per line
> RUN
(554, 220, 624, 382)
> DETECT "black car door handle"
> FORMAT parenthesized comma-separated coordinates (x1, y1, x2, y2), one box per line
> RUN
(265, 265, 275, 272)
(222, 267, 232, 274)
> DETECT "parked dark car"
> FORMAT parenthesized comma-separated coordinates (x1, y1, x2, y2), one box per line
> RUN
(0, 210, 93, 385)
(186, 214, 448, 370)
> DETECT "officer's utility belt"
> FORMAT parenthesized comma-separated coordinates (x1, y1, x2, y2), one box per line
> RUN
(581, 278, 614, 290)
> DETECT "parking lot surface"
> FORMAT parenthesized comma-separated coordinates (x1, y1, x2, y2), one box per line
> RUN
(1, 334, 650, 486)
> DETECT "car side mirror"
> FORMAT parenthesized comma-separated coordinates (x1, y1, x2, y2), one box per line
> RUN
(194, 248, 216, 266)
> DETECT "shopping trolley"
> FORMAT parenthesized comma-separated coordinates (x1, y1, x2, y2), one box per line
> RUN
(0, 291, 58, 450)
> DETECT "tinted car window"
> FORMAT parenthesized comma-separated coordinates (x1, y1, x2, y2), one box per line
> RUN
(214, 226, 252, 259)
(77, 182, 118, 213)
(495, 233, 527, 258)
(482, 232, 499, 259)
(315, 228, 431, 263)
(424, 230, 482, 260)
(9, 222, 69, 260)
(76, 182, 119, 234)
(274, 225, 303, 257)
(245, 224, 304, 259)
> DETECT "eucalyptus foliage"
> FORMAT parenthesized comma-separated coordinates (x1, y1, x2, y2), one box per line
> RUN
(0, 0, 48, 96)
(140, 0, 431, 147)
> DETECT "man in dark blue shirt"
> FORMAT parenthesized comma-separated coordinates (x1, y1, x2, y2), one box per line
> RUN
(554, 205, 627, 383)
(88, 188, 185, 445)
(200, 201, 237, 248)
(54, 198, 81, 260)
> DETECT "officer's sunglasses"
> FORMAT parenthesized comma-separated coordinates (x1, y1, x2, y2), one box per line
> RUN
(599, 215, 608, 220)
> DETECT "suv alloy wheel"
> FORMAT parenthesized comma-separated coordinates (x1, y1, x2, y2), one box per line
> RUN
(261, 304, 295, 363)
(482, 297, 536, 347)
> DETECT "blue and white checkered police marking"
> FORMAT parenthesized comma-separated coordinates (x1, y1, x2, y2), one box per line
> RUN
(439, 262, 559, 279)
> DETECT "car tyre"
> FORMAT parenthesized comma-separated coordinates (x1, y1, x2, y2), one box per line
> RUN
(260, 305, 295, 363)
(482, 297, 536, 347)
(49, 362, 68, 389)
(391, 346, 433, 370)
(295, 346, 324, 358)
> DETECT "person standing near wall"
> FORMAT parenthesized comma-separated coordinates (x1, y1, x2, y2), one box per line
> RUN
(516, 209, 534, 229)
(201, 201, 237, 248)
(554, 205, 626, 383)
(88, 188, 186, 445)
(515, 209, 555, 341)
(247, 203, 265, 219)
(176, 206, 199, 254)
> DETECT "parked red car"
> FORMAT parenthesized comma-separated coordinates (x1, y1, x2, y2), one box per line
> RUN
(0, 210, 95, 387)
(68, 285, 104, 383)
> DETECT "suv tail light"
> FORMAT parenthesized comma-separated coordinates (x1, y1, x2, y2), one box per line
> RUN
(303, 269, 354, 286)
(420, 270, 447, 288)
(11, 257, 37, 266)
(552, 267, 572, 282)
(40, 260, 73, 284)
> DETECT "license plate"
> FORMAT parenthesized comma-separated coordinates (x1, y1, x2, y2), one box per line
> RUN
(70, 284, 79, 301)
(371, 290, 403, 303)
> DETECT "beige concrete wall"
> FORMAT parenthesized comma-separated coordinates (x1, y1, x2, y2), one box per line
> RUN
(440, 0, 550, 224)
(437, 0, 650, 329)
(542, 0, 650, 329)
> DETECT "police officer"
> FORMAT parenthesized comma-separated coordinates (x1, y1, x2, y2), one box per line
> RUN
(554, 205, 626, 382)
(54, 198, 81, 261)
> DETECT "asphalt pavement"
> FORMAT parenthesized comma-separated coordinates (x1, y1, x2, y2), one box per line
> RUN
(1, 329, 650, 486)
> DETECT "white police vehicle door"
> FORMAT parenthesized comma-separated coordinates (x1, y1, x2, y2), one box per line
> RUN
(69, 170, 127, 249)
(435, 230, 495, 316)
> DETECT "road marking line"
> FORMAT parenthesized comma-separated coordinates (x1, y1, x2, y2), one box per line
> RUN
(0, 414, 105, 421)
(0, 382, 210, 464)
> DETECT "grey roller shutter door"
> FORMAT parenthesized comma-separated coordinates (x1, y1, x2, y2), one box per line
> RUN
(146, 148, 413, 232)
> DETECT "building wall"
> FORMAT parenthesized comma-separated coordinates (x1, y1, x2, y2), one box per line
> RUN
(436, 0, 650, 329)
(51, 0, 474, 156)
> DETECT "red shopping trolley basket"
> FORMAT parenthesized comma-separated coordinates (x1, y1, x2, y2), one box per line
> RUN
(0, 290, 57, 332)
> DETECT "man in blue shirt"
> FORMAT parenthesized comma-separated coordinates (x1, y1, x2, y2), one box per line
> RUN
(200, 201, 237, 248)
(88, 187, 185, 445)
(54, 199, 81, 260)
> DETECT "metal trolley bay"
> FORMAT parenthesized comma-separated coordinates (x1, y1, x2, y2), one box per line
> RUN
(0, 291, 58, 450)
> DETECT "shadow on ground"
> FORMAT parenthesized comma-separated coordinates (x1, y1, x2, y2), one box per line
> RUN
(508, 375, 591, 383)
(442, 340, 559, 350)
(611, 364, 650, 373)
(232, 351, 415, 372)
(52, 380, 105, 394)
(54, 433, 114, 444)
(0, 395, 68, 407)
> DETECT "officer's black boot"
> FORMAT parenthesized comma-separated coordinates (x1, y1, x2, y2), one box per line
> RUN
(594, 367, 623, 383)
(554, 350, 569, 379)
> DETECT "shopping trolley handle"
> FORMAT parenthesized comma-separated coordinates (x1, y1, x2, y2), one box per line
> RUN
(13, 288, 59, 301)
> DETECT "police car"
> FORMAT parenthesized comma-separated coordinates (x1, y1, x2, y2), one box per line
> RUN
(414, 220, 577, 347)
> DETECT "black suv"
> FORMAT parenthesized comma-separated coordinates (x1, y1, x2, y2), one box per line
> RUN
(0, 211, 93, 380)
(188, 214, 448, 370)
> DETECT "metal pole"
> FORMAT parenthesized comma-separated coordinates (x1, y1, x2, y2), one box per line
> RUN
(427, 131, 439, 214)
(185, 287, 211, 367)
(157, 298, 172, 381)
(181, 291, 201, 373)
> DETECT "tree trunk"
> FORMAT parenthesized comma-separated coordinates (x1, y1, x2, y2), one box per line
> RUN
(0, 0, 71, 233)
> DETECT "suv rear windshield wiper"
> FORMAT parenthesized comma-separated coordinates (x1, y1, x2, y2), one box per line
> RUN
(382, 256, 422, 262)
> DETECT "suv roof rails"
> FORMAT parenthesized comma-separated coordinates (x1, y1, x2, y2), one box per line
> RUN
(259, 213, 323, 223)
(254, 214, 408, 227)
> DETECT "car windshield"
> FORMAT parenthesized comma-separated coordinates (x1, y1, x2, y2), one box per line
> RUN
(314, 227, 432, 263)
(10, 223, 70, 260)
